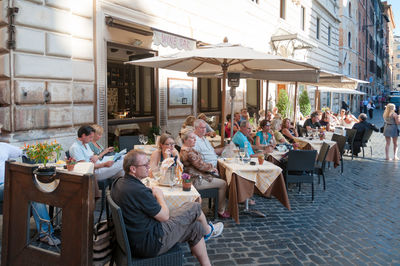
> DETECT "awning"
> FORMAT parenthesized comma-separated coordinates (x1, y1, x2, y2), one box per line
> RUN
(308, 87, 365, 95)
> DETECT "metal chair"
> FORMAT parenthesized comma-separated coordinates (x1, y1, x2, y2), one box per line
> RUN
(107, 194, 183, 266)
(284, 150, 318, 201)
(331, 134, 346, 174)
(361, 128, 374, 158)
(344, 128, 357, 160)
(314, 142, 330, 190)
(198, 188, 218, 220)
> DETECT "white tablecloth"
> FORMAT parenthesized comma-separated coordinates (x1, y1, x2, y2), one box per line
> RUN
(218, 158, 282, 194)
(134, 145, 158, 156)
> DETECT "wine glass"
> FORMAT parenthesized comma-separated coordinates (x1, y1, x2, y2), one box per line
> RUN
(239, 148, 246, 164)
(139, 134, 144, 145)
(143, 136, 148, 145)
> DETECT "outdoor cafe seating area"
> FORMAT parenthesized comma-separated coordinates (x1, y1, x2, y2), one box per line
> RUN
(1, 104, 379, 266)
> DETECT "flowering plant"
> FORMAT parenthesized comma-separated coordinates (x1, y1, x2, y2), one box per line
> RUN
(181, 173, 191, 180)
(66, 157, 77, 165)
(23, 140, 62, 168)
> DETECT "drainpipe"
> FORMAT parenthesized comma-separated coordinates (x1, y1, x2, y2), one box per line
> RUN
(7, 0, 18, 135)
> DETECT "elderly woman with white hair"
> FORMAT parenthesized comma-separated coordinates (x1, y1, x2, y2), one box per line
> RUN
(180, 128, 230, 219)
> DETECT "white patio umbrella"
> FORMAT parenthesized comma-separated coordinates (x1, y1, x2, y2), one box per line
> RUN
(126, 38, 319, 144)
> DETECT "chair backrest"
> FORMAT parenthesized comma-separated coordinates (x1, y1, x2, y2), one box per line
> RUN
(331, 134, 346, 155)
(361, 128, 374, 144)
(119, 135, 141, 152)
(345, 128, 357, 144)
(299, 127, 308, 137)
(316, 142, 330, 164)
(287, 150, 317, 172)
(106, 194, 132, 266)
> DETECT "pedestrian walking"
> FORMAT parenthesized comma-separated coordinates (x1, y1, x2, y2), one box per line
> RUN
(383, 103, 400, 161)
(367, 100, 375, 119)
(363, 98, 369, 114)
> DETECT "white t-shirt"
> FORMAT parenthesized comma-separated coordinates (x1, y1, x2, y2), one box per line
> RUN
(0, 143, 23, 184)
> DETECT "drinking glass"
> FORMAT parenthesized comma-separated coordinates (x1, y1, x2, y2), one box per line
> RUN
(239, 148, 246, 164)
(143, 136, 148, 145)
(139, 134, 144, 145)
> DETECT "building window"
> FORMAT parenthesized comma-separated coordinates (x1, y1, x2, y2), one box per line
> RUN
(397, 45, 400, 50)
(280, 0, 286, 19)
(348, 32, 351, 48)
(397, 54, 400, 58)
(397, 74, 400, 80)
(316, 18, 320, 39)
(348, 63, 351, 76)
(250, 0, 259, 3)
(358, 11, 361, 30)
(348, 2, 352, 17)
(300, 6, 305, 31)
(396, 63, 400, 68)
(328, 26, 331, 46)
(198, 78, 221, 113)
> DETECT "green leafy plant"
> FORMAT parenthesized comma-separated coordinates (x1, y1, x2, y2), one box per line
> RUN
(24, 141, 62, 168)
(148, 125, 161, 145)
(276, 90, 290, 118)
(299, 90, 311, 117)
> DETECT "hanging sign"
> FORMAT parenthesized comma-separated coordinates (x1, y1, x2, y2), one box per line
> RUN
(153, 29, 196, 51)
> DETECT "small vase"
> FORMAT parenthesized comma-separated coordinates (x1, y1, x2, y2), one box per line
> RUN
(182, 180, 191, 191)
(66, 164, 75, 171)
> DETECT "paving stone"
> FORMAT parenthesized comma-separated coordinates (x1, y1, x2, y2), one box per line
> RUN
(179, 110, 400, 265)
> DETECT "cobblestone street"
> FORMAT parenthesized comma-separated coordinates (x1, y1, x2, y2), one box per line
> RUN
(184, 109, 400, 265)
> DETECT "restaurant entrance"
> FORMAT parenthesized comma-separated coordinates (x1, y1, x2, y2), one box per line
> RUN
(106, 42, 158, 149)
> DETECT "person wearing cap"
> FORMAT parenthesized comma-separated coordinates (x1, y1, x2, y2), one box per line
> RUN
(255, 119, 276, 146)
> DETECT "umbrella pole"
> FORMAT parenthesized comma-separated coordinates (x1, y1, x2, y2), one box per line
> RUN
(230, 88, 235, 139)
(220, 61, 228, 146)
(315, 86, 319, 111)
(265, 80, 269, 112)
(293, 82, 298, 124)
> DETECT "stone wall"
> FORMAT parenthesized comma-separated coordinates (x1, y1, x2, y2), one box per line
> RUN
(0, 0, 94, 149)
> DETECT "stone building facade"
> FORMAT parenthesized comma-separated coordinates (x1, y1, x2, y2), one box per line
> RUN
(0, 0, 368, 148)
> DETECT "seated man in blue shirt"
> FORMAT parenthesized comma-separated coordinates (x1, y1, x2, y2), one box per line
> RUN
(232, 121, 273, 157)
(69, 125, 124, 182)
(111, 150, 223, 264)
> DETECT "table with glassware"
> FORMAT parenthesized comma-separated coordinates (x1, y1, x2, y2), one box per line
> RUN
(218, 158, 291, 224)
(294, 137, 341, 168)
(142, 178, 201, 211)
(134, 144, 158, 156)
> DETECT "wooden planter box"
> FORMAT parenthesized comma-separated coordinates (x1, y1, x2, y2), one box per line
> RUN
(1, 161, 95, 266)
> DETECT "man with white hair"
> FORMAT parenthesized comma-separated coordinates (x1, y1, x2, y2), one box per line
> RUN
(193, 119, 224, 167)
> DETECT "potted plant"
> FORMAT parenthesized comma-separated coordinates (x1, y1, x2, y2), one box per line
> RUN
(276, 90, 290, 118)
(24, 141, 62, 182)
(181, 173, 192, 191)
(299, 90, 311, 117)
(66, 157, 77, 171)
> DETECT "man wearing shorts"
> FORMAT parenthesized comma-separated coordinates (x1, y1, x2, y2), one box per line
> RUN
(111, 150, 223, 265)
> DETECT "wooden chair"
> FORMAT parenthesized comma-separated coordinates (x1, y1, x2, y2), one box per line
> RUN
(107, 194, 183, 266)
(314, 142, 330, 190)
(284, 150, 318, 201)
(331, 134, 346, 174)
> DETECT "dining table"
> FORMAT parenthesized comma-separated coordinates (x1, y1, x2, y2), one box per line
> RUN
(218, 158, 291, 224)
(142, 178, 201, 211)
(134, 144, 158, 157)
(294, 137, 341, 168)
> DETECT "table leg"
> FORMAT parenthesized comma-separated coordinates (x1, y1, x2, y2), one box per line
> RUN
(241, 198, 266, 218)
